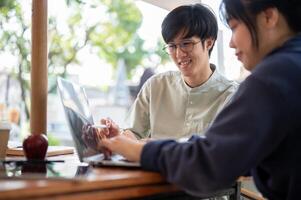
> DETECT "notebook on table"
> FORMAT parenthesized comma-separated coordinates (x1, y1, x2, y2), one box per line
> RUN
(57, 77, 140, 168)
(6, 143, 74, 157)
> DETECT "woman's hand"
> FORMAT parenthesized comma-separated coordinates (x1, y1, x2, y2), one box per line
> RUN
(100, 134, 146, 162)
(122, 129, 138, 140)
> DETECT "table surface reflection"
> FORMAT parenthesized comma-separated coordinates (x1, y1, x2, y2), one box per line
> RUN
(0, 153, 180, 200)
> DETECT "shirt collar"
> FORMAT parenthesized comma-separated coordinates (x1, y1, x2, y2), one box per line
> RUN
(182, 64, 219, 92)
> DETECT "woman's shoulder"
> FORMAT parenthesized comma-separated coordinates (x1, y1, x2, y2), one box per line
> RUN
(254, 48, 301, 79)
(256, 36, 301, 74)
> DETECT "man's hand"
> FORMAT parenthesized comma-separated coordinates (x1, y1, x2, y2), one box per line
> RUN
(82, 118, 143, 161)
(82, 124, 112, 159)
(100, 118, 120, 138)
(82, 124, 98, 150)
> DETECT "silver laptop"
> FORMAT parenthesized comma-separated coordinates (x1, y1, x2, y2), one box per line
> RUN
(57, 77, 140, 167)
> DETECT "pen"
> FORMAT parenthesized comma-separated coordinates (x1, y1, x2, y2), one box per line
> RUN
(92, 124, 107, 128)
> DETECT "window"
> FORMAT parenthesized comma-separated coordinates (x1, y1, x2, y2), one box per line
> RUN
(203, 0, 249, 81)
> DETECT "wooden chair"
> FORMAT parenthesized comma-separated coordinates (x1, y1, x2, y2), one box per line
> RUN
(241, 188, 265, 200)
(239, 177, 266, 200)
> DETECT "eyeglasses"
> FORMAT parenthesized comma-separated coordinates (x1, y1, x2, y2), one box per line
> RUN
(163, 40, 201, 55)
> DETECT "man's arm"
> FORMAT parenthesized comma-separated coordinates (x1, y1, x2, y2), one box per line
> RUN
(125, 79, 152, 139)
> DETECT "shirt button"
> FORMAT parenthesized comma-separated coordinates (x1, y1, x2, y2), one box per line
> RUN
(190, 101, 193, 104)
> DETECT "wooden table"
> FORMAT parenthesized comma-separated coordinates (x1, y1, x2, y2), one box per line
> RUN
(0, 153, 240, 200)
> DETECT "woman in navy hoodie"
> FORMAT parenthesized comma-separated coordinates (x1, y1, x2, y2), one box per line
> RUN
(99, 0, 301, 199)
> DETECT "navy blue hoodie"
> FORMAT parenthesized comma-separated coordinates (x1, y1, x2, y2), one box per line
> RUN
(141, 34, 301, 200)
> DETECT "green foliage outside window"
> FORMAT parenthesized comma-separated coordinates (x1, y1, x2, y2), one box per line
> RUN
(0, 0, 169, 122)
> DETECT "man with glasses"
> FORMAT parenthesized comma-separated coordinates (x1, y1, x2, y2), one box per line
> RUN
(101, 4, 238, 141)
(116, 4, 237, 140)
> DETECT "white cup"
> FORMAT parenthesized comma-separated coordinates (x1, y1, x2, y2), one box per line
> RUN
(0, 122, 11, 159)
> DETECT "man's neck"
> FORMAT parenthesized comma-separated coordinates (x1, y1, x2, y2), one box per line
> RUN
(184, 66, 213, 88)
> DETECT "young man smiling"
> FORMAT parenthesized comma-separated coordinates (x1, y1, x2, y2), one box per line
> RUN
(123, 4, 238, 140)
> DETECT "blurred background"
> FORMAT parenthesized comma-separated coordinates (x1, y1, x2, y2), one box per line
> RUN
(0, 0, 248, 146)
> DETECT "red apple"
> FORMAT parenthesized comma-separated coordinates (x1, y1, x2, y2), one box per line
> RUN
(23, 134, 48, 160)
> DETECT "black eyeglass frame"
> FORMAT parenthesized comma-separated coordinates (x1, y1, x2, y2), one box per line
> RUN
(162, 40, 202, 55)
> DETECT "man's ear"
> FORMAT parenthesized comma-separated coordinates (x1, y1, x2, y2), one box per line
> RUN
(205, 38, 215, 51)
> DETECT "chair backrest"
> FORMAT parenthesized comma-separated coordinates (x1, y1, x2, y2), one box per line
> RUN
(239, 177, 266, 200)
(241, 188, 266, 200)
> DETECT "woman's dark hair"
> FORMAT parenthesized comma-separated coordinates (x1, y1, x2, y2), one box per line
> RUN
(220, 0, 301, 48)
(161, 4, 218, 55)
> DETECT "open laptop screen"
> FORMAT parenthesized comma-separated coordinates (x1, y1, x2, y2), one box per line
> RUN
(57, 77, 99, 161)
(57, 77, 140, 167)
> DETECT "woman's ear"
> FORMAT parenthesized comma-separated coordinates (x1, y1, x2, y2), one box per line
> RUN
(261, 7, 279, 28)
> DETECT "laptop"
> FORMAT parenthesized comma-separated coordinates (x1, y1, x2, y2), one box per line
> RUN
(57, 77, 140, 167)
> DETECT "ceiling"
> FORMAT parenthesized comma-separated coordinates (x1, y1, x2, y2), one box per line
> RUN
(139, 0, 202, 11)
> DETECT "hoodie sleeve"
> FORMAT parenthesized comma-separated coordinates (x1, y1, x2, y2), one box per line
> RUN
(140, 73, 291, 197)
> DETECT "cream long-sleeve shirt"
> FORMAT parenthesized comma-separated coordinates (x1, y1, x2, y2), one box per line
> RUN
(126, 67, 238, 139)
